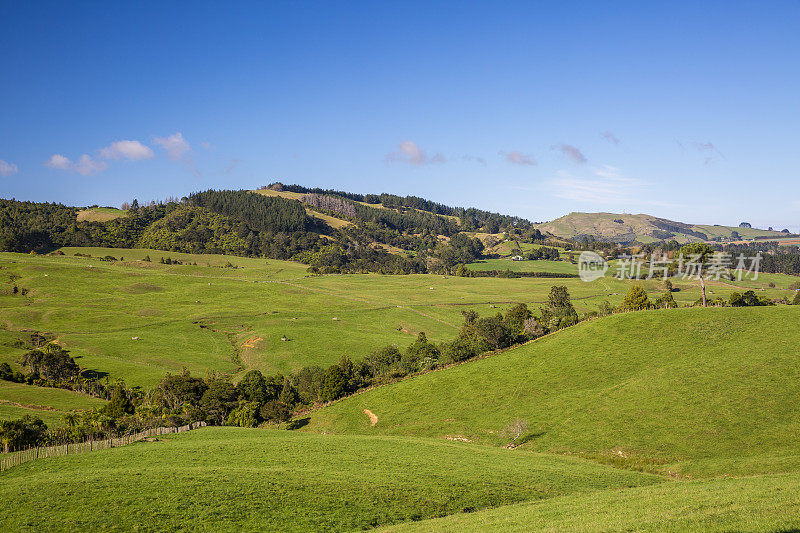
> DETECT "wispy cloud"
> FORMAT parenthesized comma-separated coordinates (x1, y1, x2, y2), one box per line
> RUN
(99, 140, 154, 161)
(225, 158, 239, 174)
(601, 131, 619, 145)
(499, 150, 536, 166)
(461, 155, 487, 165)
(385, 141, 444, 166)
(548, 165, 672, 208)
(677, 140, 725, 165)
(0, 159, 18, 177)
(45, 154, 108, 176)
(154, 132, 192, 161)
(693, 141, 724, 165)
(552, 143, 587, 164)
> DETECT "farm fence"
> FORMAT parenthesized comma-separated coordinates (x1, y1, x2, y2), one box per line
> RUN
(0, 421, 207, 472)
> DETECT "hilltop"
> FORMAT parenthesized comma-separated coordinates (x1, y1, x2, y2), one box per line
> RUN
(536, 211, 790, 244)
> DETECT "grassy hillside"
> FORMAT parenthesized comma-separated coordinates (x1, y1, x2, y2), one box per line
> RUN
(0, 249, 452, 386)
(75, 207, 127, 222)
(466, 258, 576, 274)
(386, 471, 800, 532)
(1, 248, 793, 389)
(306, 305, 800, 478)
(0, 380, 105, 426)
(0, 427, 659, 531)
(537, 212, 787, 243)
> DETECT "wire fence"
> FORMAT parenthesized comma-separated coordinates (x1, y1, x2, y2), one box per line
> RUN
(1, 421, 207, 472)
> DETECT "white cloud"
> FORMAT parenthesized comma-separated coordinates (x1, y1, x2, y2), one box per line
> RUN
(550, 165, 650, 204)
(500, 150, 536, 166)
(99, 140, 154, 160)
(45, 154, 71, 170)
(45, 153, 107, 176)
(385, 140, 444, 166)
(154, 132, 191, 161)
(0, 159, 19, 177)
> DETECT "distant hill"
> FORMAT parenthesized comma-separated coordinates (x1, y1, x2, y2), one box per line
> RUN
(535, 212, 789, 244)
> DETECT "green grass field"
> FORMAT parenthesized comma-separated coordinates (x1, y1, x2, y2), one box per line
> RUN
(0, 427, 659, 531)
(307, 305, 800, 478)
(386, 471, 800, 532)
(466, 258, 577, 274)
(1, 248, 793, 390)
(76, 207, 128, 222)
(0, 380, 105, 427)
(3, 248, 800, 529)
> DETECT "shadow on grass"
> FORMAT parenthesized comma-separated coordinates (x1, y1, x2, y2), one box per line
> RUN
(80, 369, 109, 380)
(286, 417, 310, 430)
(517, 431, 546, 445)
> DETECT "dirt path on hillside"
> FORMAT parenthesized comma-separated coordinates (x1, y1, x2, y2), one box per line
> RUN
(363, 409, 378, 426)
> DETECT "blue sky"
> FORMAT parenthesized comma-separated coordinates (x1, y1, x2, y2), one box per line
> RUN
(1, 1, 798, 231)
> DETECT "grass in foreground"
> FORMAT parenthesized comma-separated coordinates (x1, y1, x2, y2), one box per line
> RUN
(385, 470, 800, 532)
(0, 427, 659, 531)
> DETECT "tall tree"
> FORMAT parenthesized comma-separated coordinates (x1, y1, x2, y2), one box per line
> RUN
(679, 242, 715, 307)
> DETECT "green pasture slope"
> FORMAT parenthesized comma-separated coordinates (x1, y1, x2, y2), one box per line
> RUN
(308, 305, 800, 478)
(0, 248, 793, 389)
(0, 428, 659, 531)
(386, 471, 800, 532)
(0, 380, 105, 426)
(466, 257, 576, 274)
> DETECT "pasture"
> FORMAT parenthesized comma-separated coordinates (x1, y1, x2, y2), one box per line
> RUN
(75, 207, 127, 222)
(0, 248, 792, 389)
(386, 471, 800, 532)
(306, 305, 800, 478)
(0, 427, 659, 531)
(0, 380, 105, 427)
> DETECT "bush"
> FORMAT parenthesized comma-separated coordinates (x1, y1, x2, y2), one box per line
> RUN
(226, 401, 261, 428)
(618, 285, 652, 312)
(653, 291, 677, 309)
(0, 415, 48, 453)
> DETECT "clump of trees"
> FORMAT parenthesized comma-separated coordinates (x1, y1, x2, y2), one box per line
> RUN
(729, 291, 774, 307)
(0, 416, 48, 453)
(525, 247, 560, 261)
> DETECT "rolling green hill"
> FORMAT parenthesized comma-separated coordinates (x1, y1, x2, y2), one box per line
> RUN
(0, 428, 659, 531)
(306, 305, 800, 478)
(0, 380, 106, 426)
(385, 470, 800, 532)
(536, 212, 788, 244)
(2, 248, 793, 389)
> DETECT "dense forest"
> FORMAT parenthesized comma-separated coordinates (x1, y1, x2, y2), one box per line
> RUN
(272, 182, 533, 232)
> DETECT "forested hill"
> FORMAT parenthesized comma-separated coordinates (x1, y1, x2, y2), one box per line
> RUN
(273, 183, 531, 233)
(0, 186, 541, 275)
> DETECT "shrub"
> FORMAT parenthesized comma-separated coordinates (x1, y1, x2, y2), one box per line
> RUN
(618, 285, 652, 312)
